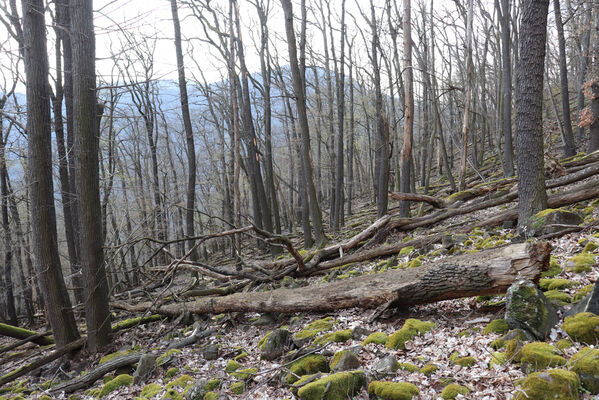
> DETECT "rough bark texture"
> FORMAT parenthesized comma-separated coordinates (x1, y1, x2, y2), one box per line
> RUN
(515, 0, 549, 231)
(71, 0, 111, 351)
(22, 0, 80, 349)
(112, 242, 550, 315)
(399, 0, 413, 217)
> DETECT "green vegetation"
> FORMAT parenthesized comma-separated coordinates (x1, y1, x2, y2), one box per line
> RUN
(440, 384, 469, 399)
(367, 381, 419, 400)
(386, 319, 435, 350)
(98, 374, 133, 397)
(362, 331, 388, 346)
(483, 319, 509, 335)
(296, 370, 365, 400)
(514, 369, 579, 400)
(563, 312, 599, 344)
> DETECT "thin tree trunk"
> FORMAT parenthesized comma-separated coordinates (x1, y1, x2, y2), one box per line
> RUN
(400, 0, 414, 217)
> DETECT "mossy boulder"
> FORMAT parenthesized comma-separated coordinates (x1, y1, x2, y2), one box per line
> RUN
(397, 362, 419, 373)
(562, 312, 599, 344)
(98, 374, 133, 397)
(229, 381, 245, 395)
(140, 383, 162, 399)
(539, 279, 574, 291)
(541, 256, 562, 278)
(490, 329, 527, 350)
(566, 252, 596, 273)
(530, 209, 583, 236)
(296, 370, 365, 400)
(419, 363, 437, 375)
(520, 342, 566, 371)
(230, 368, 258, 381)
(162, 389, 184, 400)
(440, 384, 469, 399)
(202, 392, 218, 400)
(362, 332, 388, 346)
(454, 356, 476, 368)
(489, 352, 506, 367)
(505, 280, 558, 340)
(224, 360, 241, 373)
(544, 290, 571, 305)
(573, 285, 594, 303)
(386, 319, 435, 350)
(313, 329, 352, 345)
(505, 338, 524, 362)
(259, 328, 291, 361)
(165, 368, 179, 380)
(514, 369, 579, 400)
(330, 350, 360, 372)
(156, 349, 181, 367)
(286, 354, 329, 384)
(293, 317, 334, 347)
(367, 381, 419, 400)
(483, 319, 509, 335)
(569, 347, 599, 393)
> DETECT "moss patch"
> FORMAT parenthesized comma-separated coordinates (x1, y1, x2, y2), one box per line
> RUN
(156, 349, 181, 367)
(165, 374, 193, 390)
(541, 256, 562, 278)
(297, 370, 365, 400)
(520, 342, 566, 371)
(165, 367, 179, 380)
(539, 278, 574, 291)
(573, 285, 594, 303)
(293, 317, 334, 343)
(490, 329, 526, 350)
(367, 381, 419, 400)
(563, 312, 599, 344)
(386, 319, 435, 350)
(566, 253, 596, 273)
(229, 381, 245, 395)
(397, 362, 419, 372)
(313, 329, 352, 345)
(419, 363, 437, 375)
(544, 290, 571, 305)
(483, 319, 509, 335)
(489, 352, 506, 367)
(362, 331, 388, 346)
(98, 374, 133, 397)
(569, 347, 599, 393)
(230, 367, 258, 381)
(514, 369, 579, 400)
(440, 384, 469, 399)
(286, 354, 329, 384)
(141, 383, 162, 399)
(454, 356, 476, 368)
(99, 349, 137, 365)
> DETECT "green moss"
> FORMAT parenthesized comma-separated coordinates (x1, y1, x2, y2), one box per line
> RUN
(566, 253, 596, 273)
(544, 290, 572, 305)
(165, 367, 179, 380)
(584, 241, 598, 252)
(40, 396, 51, 400)
(407, 259, 422, 268)
(231, 367, 258, 380)
(103, 375, 114, 384)
(541, 256, 563, 278)
(367, 381, 419, 400)
(489, 352, 506, 367)
(161, 389, 183, 400)
(556, 339, 573, 351)
(204, 379, 220, 391)
(286, 354, 329, 384)
(99, 349, 137, 365)
(539, 278, 574, 291)
(225, 360, 241, 373)
(203, 393, 218, 400)
(514, 369, 579, 400)
(293, 317, 334, 343)
(165, 374, 193, 390)
(141, 383, 162, 399)
(386, 319, 435, 350)
(563, 312, 599, 344)
(234, 351, 249, 361)
(98, 374, 133, 397)
(419, 363, 437, 375)
(296, 370, 365, 400)
(573, 285, 594, 303)
(112, 315, 162, 331)
(313, 329, 352, 345)
(568, 347, 599, 393)
(490, 329, 527, 350)
(399, 246, 415, 256)
(454, 356, 476, 367)
(520, 342, 566, 371)
(440, 384, 469, 399)
(483, 319, 509, 335)
(257, 331, 272, 349)
(397, 362, 419, 372)
(156, 349, 181, 367)
(505, 339, 524, 362)
(363, 332, 388, 346)
(229, 381, 245, 395)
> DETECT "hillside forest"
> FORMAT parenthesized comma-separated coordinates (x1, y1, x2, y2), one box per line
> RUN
(1, 0, 599, 399)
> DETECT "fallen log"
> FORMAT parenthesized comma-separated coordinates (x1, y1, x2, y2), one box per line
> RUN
(389, 192, 446, 208)
(111, 241, 550, 315)
(0, 323, 54, 346)
(0, 330, 52, 354)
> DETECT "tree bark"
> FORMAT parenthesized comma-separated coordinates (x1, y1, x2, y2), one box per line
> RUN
(71, 0, 111, 352)
(399, 0, 414, 218)
(497, 0, 514, 177)
(515, 0, 549, 232)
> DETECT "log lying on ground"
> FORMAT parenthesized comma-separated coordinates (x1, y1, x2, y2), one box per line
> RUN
(0, 330, 52, 355)
(111, 242, 550, 315)
(0, 323, 54, 346)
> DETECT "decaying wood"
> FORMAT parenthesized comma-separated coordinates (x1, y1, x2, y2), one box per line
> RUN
(0, 323, 54, 347)
(389, 191, 446, 208)
(0, 330, 52, 354)
(111, 242, 550, 315)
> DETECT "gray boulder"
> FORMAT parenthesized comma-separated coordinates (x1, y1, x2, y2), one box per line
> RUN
(529, 209, 583, 236)
(261, 328, 291, 361)
(373, 355, 399, 375)
(566, 284, 599, 318)
(505, 280, 558, 340)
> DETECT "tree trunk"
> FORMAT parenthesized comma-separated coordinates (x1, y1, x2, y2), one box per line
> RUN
(333, 0, 346, 230)
(71, 0, 111, 352)
(458, 0, 474, 190)
(400, 0, 413, 217)
(515, 0, 549, 232)
(22, 0, 80, 348)
(497, 0, 514, 177)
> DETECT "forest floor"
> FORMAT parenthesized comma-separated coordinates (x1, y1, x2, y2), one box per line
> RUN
(2, 164, 599, 400)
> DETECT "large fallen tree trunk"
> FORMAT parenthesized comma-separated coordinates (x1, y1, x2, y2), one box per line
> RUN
(0, 323, 54, 346)
(111, 242, 550, 315)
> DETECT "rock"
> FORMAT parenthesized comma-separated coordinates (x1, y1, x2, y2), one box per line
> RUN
(185, 378, 208, 400)
(363, 332, 388, 346)
(202, 344, 219, 361)
(483, 319, 509, 335)
(386, 319, 435, 350)
(285, 354, 329, 384)
(252, 313, 277, 326)
(367, 381, 419, 400)
(569, 347, 599, 394)
(562, 312, 599, 344)
(259, 328, 291, 361)
(133, 353, 156, 385)
(567, 283, 599, 318)
(519, 342, 566, 372)
(514, 369, 579, 400)
(292, 317, 334, 347)
(296, 370, 365, 400)
(529, 208, 583, 236)
(565, 252, 596, 273)
(373, 355, 399, 375)
(504, 280, 558, 340)
(440, 384, 469, 399)
(351, 326, 372, 340)
(330, 350, 360, 372)
(490, 329, 527, 350)
(345, 345, 362, 356)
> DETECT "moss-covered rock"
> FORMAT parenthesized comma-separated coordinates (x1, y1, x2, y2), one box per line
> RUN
(556, 339, 573, 351)
(140, 383, 162, 399)
(362, 331, 388, 346)
(225, 360, 241, 373)
(489, 352, 506, 367)
(563, 312, 599, 344)
(367, 381, 419, 400)
(230, 368, 257, 381)
(161, 388, 183, 400)
(229, 381, 245, 395)
(399, 246, 415, 256)
(541, 256, 562, 278)
(313, 329, 352, 345)
(156, 349, 181, 367)
(573, 285, 594, 303)
(204, 379, 220, 391)
(520, 342, 566, 371)
(286, 354, 329, 384)
(566, 253, 596, 273)
(539, 279, 574, 291)
(490, 329, 527, 350)
(397, 362, 419, 373)
(386, 319, 435, 350)
(296, 370, 365, 400)
(440, 384, 469, 399)
(569, 347, 599, 393)
(202, 393, 218, 400)
(505, 338, 524, 362)
(419, 363, 437, 375)
(584, 241, 599, 253)
(544, 290, 571, 305)
(454, 356, 476, 368)
(514, 369, 579, 400)
(259, 328, 291, 361)
(530, 209, 583, 236)
(98, 374, 133, 397)
(483, 319, 509, 335)
(165, 367, 179, 380)
(505, 280, 558, 340)
(293, 317, 334, 346)
(330, 350, 360, 372)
